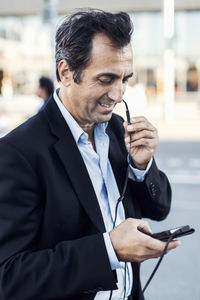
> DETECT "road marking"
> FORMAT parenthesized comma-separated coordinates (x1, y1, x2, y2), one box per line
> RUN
(189, 158, 200, 168)
(156, 157, 200, 172)
(167, 172, 200, 184)
(167, 158, 183, 168)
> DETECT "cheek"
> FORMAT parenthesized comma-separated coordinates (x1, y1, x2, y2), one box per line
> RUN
(88, 81, 109, 94)
(73, 83, 109, 111)
(85, 86, 107, 104)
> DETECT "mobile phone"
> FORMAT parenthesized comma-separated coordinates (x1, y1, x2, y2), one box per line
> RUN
(151, 225, 195, 241)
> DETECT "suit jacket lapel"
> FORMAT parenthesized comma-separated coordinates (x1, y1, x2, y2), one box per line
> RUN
(44, 97, 105, 232)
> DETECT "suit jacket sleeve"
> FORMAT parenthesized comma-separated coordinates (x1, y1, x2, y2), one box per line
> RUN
(130, 158, 172, 220)
(107, 114, 171, 221)
(0, 140, 116, 300)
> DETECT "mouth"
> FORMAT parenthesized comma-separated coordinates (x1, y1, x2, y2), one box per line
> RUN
(98, 101, 115, 112)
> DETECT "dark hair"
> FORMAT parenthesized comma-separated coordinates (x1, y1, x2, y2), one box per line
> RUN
(39, 76, 54, 97)
(55, 9, 133, 83)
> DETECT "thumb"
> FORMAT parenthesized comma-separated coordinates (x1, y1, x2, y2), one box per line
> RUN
(137, 221, 153, 235)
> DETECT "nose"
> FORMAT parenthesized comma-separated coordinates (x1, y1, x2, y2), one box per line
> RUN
(107, 82, 125, 103)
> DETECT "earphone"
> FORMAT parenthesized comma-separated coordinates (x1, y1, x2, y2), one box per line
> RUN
(123, 99, 131, 125)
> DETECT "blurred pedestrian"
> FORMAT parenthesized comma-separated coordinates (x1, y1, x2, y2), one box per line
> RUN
(37, 76, 54, 111)
(0, 9, 179, 300)
(186, 66, 199, 92)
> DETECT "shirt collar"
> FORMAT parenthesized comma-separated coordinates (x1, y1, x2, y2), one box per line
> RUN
(53, 89, 108, 143)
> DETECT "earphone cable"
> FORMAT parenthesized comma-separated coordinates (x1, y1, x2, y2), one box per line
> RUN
(109, 100, 132, 299)
(142, 231, 180, 293)
(109, 100, 180, 299)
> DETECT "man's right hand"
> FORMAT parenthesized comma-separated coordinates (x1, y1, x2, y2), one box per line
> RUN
(109, 218, 180, 263)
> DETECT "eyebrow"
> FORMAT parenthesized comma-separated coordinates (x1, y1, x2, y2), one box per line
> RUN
(97, 72, 134, 80)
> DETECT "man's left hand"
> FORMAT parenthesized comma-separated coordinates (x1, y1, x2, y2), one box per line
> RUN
(124, 116, 158, 170)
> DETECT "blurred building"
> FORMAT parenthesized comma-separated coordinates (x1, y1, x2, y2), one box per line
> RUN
(131, 9, 200, 100)
(0, 16, 53, 96)
(0, 0, 200, 99)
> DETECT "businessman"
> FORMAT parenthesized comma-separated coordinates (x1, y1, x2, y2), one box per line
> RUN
(0, 9, 179, 300)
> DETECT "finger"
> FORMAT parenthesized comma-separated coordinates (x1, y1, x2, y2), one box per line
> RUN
(146, 236, 181, 253)
(127, 218, 152, 234)
(125, 136, 158, 151)
(123, 116, 148, 126)
(125, 130, 156, 143)
(128, 137, 158, 149)
(127, 116, 156, 131)
(130, 116, 148, 123)
(165, 240, 181, 253)
(124, 119, 158, 144)
(127, 123, 156, 134)
(167, 240, 181, 250)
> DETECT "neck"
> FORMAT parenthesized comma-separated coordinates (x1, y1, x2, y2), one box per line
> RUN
(82, 124, 96, 150)
(58, 88, 96, 149)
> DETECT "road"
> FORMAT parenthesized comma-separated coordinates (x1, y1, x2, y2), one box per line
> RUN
(141, 141, 200, 300)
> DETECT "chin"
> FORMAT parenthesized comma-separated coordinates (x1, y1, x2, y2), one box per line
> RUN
(96, 113, 113, 124)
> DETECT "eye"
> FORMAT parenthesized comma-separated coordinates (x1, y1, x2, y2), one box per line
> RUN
(98, 76, 114, 85)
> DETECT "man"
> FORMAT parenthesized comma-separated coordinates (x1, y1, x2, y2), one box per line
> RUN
(36, 76, 54, 111)
(0, 9, 179, 300)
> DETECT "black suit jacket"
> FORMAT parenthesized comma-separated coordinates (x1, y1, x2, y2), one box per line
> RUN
(0, 95, 171, 300)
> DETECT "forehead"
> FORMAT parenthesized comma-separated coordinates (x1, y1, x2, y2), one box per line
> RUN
(84, 33, 133, 75)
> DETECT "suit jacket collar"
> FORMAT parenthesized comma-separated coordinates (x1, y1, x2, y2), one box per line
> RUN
(44, 96, 106, 232)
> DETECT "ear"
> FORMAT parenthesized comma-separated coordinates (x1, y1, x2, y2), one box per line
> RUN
(58, 60, 73, 87)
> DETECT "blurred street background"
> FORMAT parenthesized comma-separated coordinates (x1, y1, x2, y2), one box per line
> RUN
(141, 141, 200, 299)
(0, 1, 200, 299)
